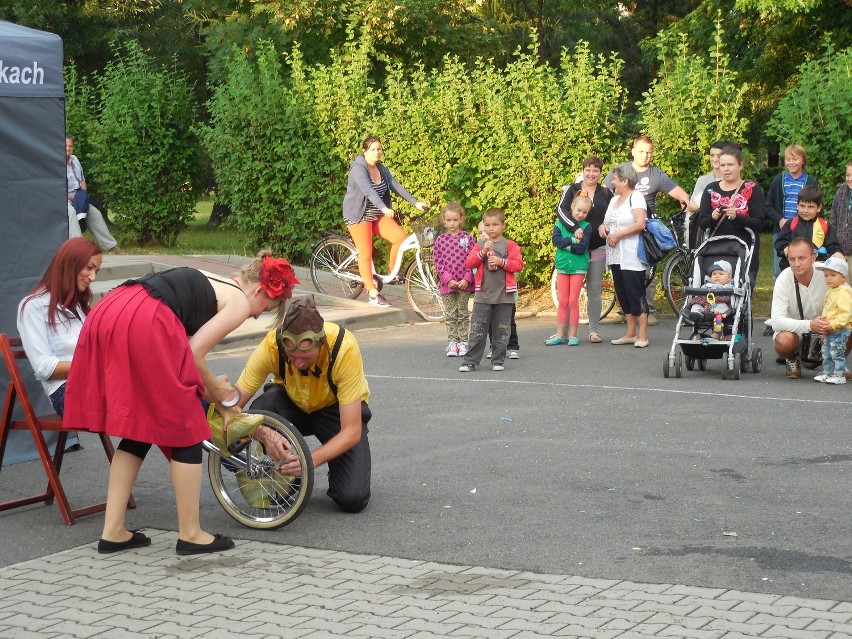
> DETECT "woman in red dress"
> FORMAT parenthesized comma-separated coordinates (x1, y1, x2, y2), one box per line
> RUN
(64, 251, 298, 555)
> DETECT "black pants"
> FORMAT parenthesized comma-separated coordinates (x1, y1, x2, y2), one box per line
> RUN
(489, 303, 519, 350)
(250, 384, 372, 513)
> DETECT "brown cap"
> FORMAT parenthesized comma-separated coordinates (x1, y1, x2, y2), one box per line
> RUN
(281, 296, 324, 334)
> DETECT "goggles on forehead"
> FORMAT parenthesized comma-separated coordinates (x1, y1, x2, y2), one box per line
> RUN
(280, 328, 326, 352)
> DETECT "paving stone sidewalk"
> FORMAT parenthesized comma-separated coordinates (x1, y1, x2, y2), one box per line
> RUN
(0, 529, 850, 639)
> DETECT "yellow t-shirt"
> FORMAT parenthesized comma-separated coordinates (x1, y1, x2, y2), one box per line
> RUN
(237, 322, 370, 413)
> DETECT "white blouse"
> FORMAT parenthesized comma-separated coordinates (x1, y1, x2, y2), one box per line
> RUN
(604, 191, 647, 271)
(17, 291, 85, 398)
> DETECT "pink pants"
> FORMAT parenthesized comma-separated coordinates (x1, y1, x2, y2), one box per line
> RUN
(556, 273, 586, 326)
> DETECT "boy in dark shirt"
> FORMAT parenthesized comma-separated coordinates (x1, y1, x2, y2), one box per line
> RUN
(775, 185, 843, 272)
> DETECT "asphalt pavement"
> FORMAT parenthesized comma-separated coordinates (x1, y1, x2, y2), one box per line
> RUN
(1, 255, 850, 637)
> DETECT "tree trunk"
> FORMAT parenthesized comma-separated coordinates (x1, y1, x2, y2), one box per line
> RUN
(208, 201, 232, 228)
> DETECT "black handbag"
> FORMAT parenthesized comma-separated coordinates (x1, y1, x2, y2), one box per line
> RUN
(641, 229, 665, 265)
(793, 276, 823, 365)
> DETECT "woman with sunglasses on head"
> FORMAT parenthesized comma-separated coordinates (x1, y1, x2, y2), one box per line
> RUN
(63, 251, 298, 555)
(342, 135, 430, 307)
(232, 297, 372, 513)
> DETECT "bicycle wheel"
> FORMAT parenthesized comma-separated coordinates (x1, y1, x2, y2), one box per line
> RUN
(310, 237, 364, 299)
(207, 410, 314, 530)
(405, 254, 445, 321)
(550, 268, 617, 321)
(662, 251, 691, 316)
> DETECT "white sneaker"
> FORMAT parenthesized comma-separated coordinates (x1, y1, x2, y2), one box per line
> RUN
(486, 350, 492, 359)
(446, 341, 459, 357)
(368, 293, 391, 307)
(458, 363, 475, 372)
(508, 350, 520, 359)
(814, 373, 829, 383)
(457, 342, 468, 357)
(826, 374, 847, 385)
(492, 364, 505, 371)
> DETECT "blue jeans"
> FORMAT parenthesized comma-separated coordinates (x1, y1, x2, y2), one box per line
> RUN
(822, 328, 851, 375)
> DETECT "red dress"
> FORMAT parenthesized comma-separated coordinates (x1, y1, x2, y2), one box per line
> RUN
(63, 283, 212, 449)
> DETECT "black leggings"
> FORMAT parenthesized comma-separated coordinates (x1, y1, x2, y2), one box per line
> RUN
(117, 438, 202, 464)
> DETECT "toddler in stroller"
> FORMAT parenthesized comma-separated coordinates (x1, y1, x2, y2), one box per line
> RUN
(665, 232, 762, 379)
(682, 259, 734, 340)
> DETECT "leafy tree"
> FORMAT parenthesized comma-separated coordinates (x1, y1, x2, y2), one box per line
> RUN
(766, 43, 852, 188)
(90, 42, 202, 245)
(638, 20, 749, 203)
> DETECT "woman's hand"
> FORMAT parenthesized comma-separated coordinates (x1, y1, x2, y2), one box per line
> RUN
(599, 224, 608, 239)
(382, 207, 395, 218)
(205, 374, 237, 404)
(255, 426, 302, 476)
(415, 201, 430, 212)
(607, 231, 619, 247)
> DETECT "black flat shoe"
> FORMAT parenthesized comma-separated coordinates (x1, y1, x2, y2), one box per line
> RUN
(176, 533, 235, 556)
(97, 530, 151, 554)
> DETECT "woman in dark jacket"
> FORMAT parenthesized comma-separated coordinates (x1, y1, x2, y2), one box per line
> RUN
(341, 136, 429, 306)
(698, 144, 766, 287)
(556, 156, 613, 342)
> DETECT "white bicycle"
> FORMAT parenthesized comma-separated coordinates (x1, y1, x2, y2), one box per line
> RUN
(309, 212, 444, 321)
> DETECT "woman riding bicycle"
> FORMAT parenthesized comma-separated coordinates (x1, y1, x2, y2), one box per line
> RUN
(341, 135, 429, 307)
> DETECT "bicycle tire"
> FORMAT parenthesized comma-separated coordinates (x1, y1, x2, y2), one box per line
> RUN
(550, 268, 617, 322)
(207, 410, 314, 530)
(310, 237, 364, 299)
(405, 254, 445, 322)
(662, 251, 691, 316)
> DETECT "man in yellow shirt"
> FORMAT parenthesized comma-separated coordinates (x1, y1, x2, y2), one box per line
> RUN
(233, 298, 371, 512)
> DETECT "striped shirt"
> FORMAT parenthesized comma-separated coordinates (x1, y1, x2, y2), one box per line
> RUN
(782, 172, 807, 220)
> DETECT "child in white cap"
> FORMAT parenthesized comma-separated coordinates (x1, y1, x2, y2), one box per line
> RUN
(683, 259, 734, 338)
(813, 255, 852, 384)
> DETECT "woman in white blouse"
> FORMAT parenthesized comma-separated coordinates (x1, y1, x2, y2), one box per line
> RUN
(600, 163, 650, 347)
(17, 238, 102, 415)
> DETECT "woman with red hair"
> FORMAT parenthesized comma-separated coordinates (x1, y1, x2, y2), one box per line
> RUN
(17, 237, 102, 416)
(63, 250, 298, 556)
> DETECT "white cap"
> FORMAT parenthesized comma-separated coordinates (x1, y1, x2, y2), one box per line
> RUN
(815, 255, 848, 277)
(708, 259, 732, 276)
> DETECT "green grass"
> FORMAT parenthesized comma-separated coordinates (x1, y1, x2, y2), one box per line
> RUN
(110, 197, 257, 257)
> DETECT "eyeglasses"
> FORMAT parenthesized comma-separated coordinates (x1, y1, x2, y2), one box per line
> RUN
(280, 329, 325, 351)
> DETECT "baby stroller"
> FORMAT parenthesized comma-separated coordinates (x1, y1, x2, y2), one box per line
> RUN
(664, 230, 762, 380)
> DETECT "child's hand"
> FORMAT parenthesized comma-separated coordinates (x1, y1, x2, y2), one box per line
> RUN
(448, 279, 458, 289)
(574, 228, 584, 241)
(483, 240, 494, 252)
(458, 279, 469, 290)
(487, 254, 502, 269)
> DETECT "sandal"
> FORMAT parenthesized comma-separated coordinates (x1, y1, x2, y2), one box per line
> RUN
(589, 332, 602, 343)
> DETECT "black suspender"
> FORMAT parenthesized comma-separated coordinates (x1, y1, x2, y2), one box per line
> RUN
(276, 325, 347, 398)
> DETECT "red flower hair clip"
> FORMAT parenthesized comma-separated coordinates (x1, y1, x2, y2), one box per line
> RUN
(259, 256, 300, 300)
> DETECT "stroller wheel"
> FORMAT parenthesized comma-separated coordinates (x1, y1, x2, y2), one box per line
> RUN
(675, 352, 683, 378)
(751, 347, 762, 373)
(663, 355, 671, 378)
(685, 356, 695, 371)
(698, 359, 707, 371)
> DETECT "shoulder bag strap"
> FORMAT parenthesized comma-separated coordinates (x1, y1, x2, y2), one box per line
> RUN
(710, 182, 743, 238)
(326, 326, 346, 398)
(792, 276, 805, 320)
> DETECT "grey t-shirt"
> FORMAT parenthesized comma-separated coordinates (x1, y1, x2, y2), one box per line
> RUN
(475, 238, 516, 305)
(690, 172, 719, 206)
(604, 165, 676, 218)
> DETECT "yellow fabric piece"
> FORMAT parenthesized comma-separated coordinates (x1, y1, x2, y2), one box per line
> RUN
(237, 322, 370, 413)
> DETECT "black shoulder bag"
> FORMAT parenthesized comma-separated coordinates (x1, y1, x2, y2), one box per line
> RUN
(793, 277, 824, 365)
